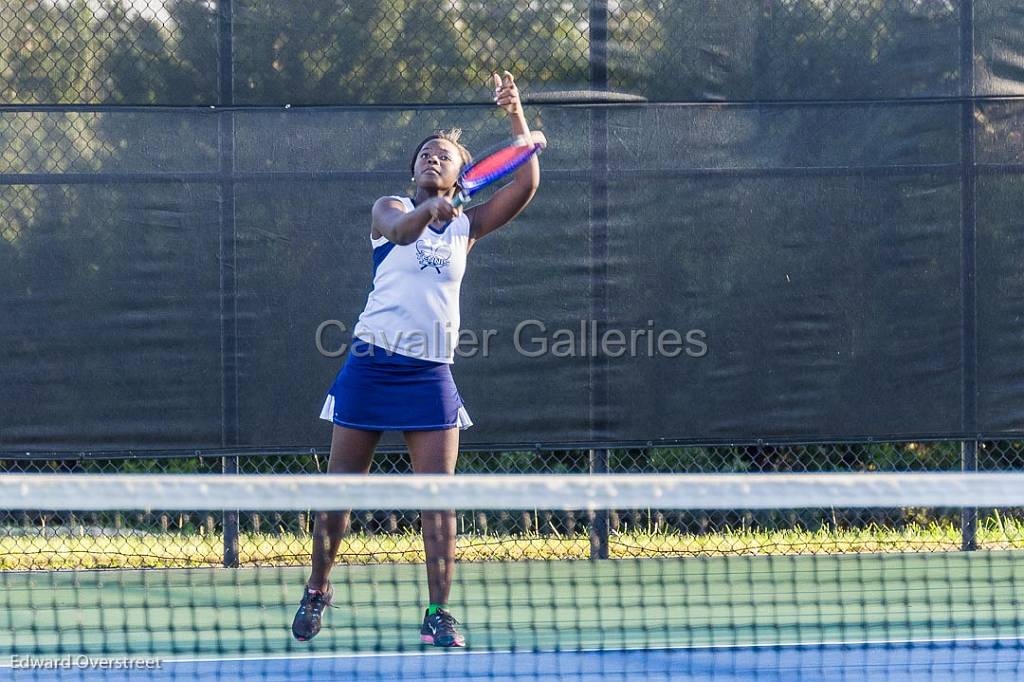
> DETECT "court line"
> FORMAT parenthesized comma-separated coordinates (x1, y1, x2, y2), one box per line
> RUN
(153, 634, 1024, 666)
(4, 634, 1019, 669)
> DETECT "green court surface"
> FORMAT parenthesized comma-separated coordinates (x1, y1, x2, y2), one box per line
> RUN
(2, 552, 1022, 659)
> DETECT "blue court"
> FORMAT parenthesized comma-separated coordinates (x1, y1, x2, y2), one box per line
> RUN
(8, 638, 1024, 681)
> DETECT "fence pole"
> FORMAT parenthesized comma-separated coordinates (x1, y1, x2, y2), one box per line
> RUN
(218, 0, 240, 569)
(961, 441, 978, 551)
(589, 449, 610, 560)
(959, 0, 977, 553)
(222, 455, 240, 565)
(587, 0, 610, 561)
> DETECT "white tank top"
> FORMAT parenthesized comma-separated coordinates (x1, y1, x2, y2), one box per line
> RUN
(352, 196, 470, 363)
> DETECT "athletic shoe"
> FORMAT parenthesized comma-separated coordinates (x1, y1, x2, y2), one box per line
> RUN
(420, 608, 466, 647)
(291, 583, 334, 641)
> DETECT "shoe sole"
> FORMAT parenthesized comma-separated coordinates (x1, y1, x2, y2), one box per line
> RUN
(421, 634, 465, 647)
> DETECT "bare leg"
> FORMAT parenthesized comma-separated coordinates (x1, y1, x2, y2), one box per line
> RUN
(307, 425, 381, 591)
(404, 428, 460, 605)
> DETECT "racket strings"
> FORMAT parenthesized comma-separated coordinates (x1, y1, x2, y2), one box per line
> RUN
(461, 145, 539, 192)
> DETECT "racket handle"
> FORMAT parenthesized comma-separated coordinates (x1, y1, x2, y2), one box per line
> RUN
(437, 193, 469, 231)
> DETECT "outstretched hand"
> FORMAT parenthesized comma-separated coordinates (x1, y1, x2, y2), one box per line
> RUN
(493, 71, 522, 117)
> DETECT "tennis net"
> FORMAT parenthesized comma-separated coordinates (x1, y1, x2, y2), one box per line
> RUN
(1, 472, 1024, 681)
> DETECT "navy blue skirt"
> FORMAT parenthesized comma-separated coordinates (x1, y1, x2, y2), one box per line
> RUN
(319, 339, 472, 431)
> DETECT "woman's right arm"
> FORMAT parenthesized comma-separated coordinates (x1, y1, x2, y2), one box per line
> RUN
(371, 196, 461, 245)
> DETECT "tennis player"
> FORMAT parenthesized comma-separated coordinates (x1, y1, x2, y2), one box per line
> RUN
(292, 71, 541, 648)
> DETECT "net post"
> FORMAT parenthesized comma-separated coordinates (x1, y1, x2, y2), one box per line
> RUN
(961, 440, 978, 552)
(589, 449, 610, 560)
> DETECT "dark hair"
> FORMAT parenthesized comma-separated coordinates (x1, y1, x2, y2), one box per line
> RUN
(409, 129, 473, 175)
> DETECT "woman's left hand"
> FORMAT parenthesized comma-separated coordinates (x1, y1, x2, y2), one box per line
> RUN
(493, 71, 522, 117)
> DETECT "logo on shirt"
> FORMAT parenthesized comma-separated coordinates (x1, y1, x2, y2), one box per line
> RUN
(415, 239, 452, 274)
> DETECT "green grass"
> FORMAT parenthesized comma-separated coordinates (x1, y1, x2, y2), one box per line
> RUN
(4, 517, 1024, 569)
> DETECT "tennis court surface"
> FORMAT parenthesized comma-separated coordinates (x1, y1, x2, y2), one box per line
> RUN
(1, 473, 1023, 681)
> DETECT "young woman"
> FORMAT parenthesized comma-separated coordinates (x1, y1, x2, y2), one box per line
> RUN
(292, 71, 541, 648)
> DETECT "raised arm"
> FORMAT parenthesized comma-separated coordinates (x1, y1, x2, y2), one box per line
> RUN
(466, 72, 541, 249)
(372, 196, 461, 246)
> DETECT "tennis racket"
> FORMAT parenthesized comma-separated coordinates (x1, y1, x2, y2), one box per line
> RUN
(452, 130, 547, 208)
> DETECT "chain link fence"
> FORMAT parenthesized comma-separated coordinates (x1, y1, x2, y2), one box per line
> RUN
(0, 0, 993, 107)
(3, 2, 1022, 570)
(7, 440, 1024, 476)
